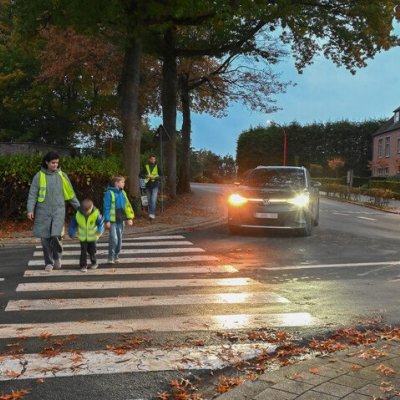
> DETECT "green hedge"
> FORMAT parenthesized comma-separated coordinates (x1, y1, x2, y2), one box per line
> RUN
(0, 154, 126, 220)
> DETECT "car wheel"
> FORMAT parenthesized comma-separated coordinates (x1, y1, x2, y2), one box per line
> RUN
(228, 225, 242, 235)
(301, 213, 313, 236)
(313, 200, 320, 226)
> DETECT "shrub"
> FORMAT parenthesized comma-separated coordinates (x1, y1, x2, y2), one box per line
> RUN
(0, 154, 124, 220)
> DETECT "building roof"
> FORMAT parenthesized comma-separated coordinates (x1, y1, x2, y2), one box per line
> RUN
(373, 106, 400, 136)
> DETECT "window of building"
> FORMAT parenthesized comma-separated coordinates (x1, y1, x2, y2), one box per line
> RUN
(385, 137, 390, 157)
(378, 138, 383, 158)
(385, 167, 389, 176)
(395, 111, 400, 123)
(397, 138, 400, 154)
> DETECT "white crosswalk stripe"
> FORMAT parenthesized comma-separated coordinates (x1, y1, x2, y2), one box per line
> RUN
(28, 255, 218, 266)
(1, 234, 317, 382)
(23, 264, 238, 277)
(33, 246, 205, 257)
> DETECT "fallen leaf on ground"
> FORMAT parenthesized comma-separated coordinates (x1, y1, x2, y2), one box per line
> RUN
(0, 389, 31, 400)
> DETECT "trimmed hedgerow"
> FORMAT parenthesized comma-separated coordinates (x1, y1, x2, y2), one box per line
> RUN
(0, 154, 125, 220)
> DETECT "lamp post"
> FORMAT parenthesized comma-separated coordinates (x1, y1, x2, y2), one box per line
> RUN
(267, 120, 287, 166)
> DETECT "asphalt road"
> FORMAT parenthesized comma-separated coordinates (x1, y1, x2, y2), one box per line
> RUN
(1, 188, 400, 399)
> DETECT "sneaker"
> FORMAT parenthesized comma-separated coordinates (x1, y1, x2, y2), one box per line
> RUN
(44, 264, 53, 272)
(80, 266, 88, 273)
(114, 258, 120, 264)
(107, 259, 115, 264)
(90, 262, 98, 270)
(54, 259, 62, 269)
(149, 214, 155, 219)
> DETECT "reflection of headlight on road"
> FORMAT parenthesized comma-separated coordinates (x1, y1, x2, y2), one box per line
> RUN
(228, 193, 248, 206)
(288, 193, 309, 207)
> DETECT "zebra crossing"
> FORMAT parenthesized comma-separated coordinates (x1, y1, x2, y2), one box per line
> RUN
(0, 234, 317, 382)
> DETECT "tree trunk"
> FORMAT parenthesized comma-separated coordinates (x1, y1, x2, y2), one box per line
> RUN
(161, 27, 177, 198)
(177, 73, 191, 194)
(120, 37, 142, 200)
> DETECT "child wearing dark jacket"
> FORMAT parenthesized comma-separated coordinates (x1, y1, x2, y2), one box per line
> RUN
(68, 198, 104, 272)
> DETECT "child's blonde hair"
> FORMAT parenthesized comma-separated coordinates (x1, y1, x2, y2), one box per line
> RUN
(111, 176, 125, 185)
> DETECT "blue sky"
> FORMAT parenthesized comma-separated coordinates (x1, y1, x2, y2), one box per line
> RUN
(186, 45, 400, 158)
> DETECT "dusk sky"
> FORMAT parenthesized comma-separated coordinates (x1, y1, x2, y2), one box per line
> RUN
(151, 38, 400, 159)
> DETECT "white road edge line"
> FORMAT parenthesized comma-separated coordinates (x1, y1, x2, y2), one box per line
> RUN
(262, 261, 400, 271)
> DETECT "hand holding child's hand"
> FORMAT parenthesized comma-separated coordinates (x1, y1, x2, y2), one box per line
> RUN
(105, 222, 111, 229)
(127, 219, 133, 226)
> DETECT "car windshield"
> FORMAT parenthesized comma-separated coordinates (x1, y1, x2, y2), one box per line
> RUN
(244, 169, 305, 188)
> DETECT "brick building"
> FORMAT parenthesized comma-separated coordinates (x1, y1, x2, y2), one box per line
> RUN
(371, 106, 400, 177)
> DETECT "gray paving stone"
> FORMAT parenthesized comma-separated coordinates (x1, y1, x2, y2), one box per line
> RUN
(355, 383, 387, 397)
(309, 365, 346, 378)
(296, 390, 339, 400)
(272, 378, 315, 395)
(213, 380, 271, 400)
(286, 371, 330, 385)
(312, 381, 354, 397)
(253, 388, 297, 400)
(347, 364, 386, 383)
(341, 393, 372, 400)
(330, 374, 370, 389)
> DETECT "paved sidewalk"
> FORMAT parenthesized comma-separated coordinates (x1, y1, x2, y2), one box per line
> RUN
(0, 187, 227, 247)
(215, 339, 400, 400)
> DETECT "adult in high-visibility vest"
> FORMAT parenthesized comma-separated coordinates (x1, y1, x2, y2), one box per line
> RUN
(139, 155, 163, 219)
(27, 151, 80, 272)
(68, 198, 104, 272)
(102, 175, 134, 264)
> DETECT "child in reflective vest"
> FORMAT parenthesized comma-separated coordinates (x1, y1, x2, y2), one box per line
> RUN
(102, 176, 134, 264)
(68, 198, 104, 272)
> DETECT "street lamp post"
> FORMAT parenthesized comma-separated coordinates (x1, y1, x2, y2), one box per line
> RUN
(267, 120, 287, 166)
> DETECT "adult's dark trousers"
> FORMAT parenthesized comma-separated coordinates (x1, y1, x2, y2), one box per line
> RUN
(41, 236, 62, 266)
(80, 241, 97, 267)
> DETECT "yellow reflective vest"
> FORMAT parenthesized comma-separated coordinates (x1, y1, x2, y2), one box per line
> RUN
(76, 209, 100, 241)
(38, 171, 75, 202)
(109, 190, 134, 222)
(144, 164, 159, 184)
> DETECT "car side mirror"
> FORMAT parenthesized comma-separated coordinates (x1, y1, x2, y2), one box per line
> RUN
(311, 181, 321, 188)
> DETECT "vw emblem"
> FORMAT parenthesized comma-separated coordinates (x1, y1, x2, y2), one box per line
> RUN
(262, 198, 270, 206)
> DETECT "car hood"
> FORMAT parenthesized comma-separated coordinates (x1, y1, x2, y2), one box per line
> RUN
(235, 186, 307, 198)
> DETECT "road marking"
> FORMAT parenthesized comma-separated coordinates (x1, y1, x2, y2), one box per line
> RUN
(24, 265, 238, 277)
(262, 261, 400, 271)
(6, 292, 289, 311)
(0, 342, 277, 381)
(356, 216, 376, 221)
(33, 247, 205, 257)
(332, 212, 349, 216)
(0, 278, 4, 281)
(39, 240, 194, 250)
(0, 312, 316, 338)
(28, 255, 218, 266)
(35, 235, 188, 248)
(16, 277, 261, 292)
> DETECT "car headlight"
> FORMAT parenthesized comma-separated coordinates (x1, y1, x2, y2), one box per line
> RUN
(228, 193, 248, 207)
(288, 193, 310, 207)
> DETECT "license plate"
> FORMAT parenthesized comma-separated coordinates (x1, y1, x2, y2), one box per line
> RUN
(255, 212, 278, 219)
